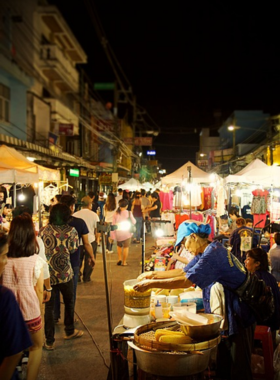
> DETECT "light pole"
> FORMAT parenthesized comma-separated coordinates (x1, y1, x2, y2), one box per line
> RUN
(228, 125, 236, 156)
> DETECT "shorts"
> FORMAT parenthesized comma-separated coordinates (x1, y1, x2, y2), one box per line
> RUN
(26, 315, 42, 333)
(117, 238, 131, 248)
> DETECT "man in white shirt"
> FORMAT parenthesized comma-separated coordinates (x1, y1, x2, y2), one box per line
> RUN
(115, 188, 123, 205)
(73, 196, 99, 282)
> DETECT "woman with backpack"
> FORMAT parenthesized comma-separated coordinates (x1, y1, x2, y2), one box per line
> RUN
(245, 247, 280, 348)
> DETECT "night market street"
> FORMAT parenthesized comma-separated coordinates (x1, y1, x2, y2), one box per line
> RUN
(38, 237, 151, 380)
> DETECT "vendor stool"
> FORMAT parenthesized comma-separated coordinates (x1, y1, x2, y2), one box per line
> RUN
(253, 325, 274, 380)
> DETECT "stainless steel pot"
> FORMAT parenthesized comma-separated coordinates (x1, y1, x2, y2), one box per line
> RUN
(180, 314, 223, 340)
(128, 341, 213, 377)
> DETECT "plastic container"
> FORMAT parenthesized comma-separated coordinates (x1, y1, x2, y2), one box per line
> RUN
(154, 295, 167, 304)
(155, 300, 163, 319)
(123, 279, 151, 308)
(179, 290, 203, 311)
(173, 302, 196, 313)
(166, 295, 179, 306)
(154, 257, 166, 271)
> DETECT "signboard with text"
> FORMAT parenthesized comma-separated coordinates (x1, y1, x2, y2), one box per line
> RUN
(123, 137, 153, 146)
(59, 123, 74, 136)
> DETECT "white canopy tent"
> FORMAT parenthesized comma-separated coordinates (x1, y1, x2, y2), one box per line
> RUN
(225, 159, 280, 187)
(161, 161, 213, 185)
(141, 182, 155, 191)
(0, 145, 60, 182)
(120, 178, 141, 191)
(0, 161, 39, 183)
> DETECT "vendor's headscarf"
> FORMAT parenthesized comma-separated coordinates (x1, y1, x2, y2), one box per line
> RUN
(175, 222, 211, 248)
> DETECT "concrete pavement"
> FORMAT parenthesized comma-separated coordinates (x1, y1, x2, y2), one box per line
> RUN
(38, 235, 155, 380)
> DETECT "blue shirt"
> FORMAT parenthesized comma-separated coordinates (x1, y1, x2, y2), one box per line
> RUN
(0, 285, 32, 377)
(184, 240, 255, 335)
(68, 216, 89, 268)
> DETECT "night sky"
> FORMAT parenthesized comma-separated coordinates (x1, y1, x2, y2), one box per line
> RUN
(51, 0, 280, 173)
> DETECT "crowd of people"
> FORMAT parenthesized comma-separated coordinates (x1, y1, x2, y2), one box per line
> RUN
(135, 214, 280, 380)
(5, 186, 280, 379)
(0, 186, 160, 379)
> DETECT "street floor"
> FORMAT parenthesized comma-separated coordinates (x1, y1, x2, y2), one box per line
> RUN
(38, 235, 153, 380)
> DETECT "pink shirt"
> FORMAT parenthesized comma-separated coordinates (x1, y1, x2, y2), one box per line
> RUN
(2, 255, 41, 321)
(111, 210, 136, 241)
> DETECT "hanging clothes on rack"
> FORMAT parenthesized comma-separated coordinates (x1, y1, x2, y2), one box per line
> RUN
(203, 187, 213, 210)
(205, 213, 216, 240)
(159, 190, 174, 211)
(251, 189, 269, 228)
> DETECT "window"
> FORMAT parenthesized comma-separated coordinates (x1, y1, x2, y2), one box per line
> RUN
(0, 83, 10, 122)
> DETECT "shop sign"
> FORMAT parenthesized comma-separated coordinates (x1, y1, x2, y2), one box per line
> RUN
(96, 120, 115, 133)
(48, 132, 58, 145)
(112, 173, 118, 182)
(123, 137, 153, 146)
(135, 137, 153, 146)
(69, 168, 79, 177)
(59, 123, 74, 136)
(147, 150, 156, 155)
(87, 171, 97, 179)
(99, 173, 112, 184)
(80, 168, 87, 177)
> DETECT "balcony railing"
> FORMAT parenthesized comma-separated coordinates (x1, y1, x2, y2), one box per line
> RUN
(38, 44, 79, 93)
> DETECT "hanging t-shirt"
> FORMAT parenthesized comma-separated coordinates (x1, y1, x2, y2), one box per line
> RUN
(251, 189, 269, 214)
(241, 205, 253, 221)
(203, 187, 213, 210)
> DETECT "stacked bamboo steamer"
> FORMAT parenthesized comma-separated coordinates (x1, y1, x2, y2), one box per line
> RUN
(133, 321, 221, 353)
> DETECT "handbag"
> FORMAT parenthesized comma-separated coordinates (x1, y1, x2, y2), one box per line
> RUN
(129, 211, 136, 233)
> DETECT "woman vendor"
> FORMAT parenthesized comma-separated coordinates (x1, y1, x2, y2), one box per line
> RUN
(134, 223, 256, 380)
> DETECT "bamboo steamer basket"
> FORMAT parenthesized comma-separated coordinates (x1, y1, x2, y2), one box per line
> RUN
(134, 321, 221, 352)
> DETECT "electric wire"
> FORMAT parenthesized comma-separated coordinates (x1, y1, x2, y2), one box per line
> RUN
(0, 10, 138, 160)
(31, 1, 158, 136)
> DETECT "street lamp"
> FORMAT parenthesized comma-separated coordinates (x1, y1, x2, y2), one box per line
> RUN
(228, 125, 236, 154)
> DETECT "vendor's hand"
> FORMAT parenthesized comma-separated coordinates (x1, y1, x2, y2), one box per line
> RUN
(172, 253, 180, 261)
(43, 290, 51, 303)
(133, 279, 154, 292)
(137, 272, 154, 281)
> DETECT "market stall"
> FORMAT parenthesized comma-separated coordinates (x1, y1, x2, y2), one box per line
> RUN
(160, 161, 219, 238)
(224, 159, 280, 249)
(0, 145, 60, 228)
(119, 177, 141, 191)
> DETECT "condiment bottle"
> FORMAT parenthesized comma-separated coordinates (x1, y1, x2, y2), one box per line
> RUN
(155, 300, 163, 319)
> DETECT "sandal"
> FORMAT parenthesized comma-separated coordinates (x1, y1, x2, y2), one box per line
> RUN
(64, 329, 84, 340)
(117, 260, 122, 266)
(122, 263, 128, 266)
(44, 342, 55, 350)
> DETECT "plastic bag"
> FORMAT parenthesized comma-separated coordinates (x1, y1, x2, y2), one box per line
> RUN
(273, 343, 280, 372)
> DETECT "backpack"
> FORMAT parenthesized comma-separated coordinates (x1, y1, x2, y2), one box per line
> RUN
(233, 272, 275, 324)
